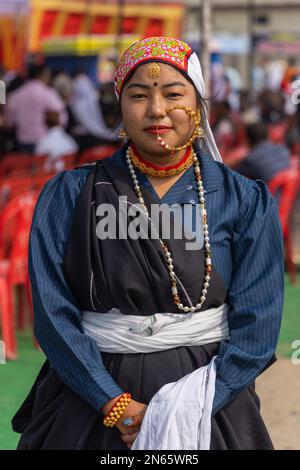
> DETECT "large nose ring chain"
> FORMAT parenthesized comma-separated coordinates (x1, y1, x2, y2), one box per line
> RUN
(155, 106, 204, 156)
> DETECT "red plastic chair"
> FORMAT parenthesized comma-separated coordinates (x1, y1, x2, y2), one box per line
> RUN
(0, 261, 15, 359)
(0, 153, 51, 178)
(0, 174, 36, 210)
(0, 192, 38, 359)
(31, 155, 49, 173)
(0, 171, 58, 211)
(222, 145, 249, 169)
(0, 154, 35, 177)
(35, 154, 77, 173)
(61, 153, 77, 170)
(268, 166, 300, 284)
(34, 172, 56, 191)
(78, 145, 119, 165)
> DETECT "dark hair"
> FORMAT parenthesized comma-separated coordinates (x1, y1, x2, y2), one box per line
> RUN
(217, 100, 231, 112)
(115, 61, 208, 130)
(45, 110, 60, 128)
(246, 122, 268, 146)
(28, 64, 49, 80)
(72, 67, 87, 78)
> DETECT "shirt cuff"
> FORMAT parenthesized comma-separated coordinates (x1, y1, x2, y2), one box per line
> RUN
(79, 370, 124, 413)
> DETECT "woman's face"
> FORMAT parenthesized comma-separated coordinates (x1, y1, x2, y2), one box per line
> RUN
(120, 63, 198, 158)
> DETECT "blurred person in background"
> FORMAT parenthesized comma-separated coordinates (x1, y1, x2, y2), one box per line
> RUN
(284, 110, 300, 155)
(52, 70, 74, 106)
(211, 100, 246, 157)
(0, 103, 5, 157)
(258, 89, 285, 124)
(0, 66, 19, 154)
(4, 64, 67, 154)
(100, 81, 121, 130)
(223, 67, 242, 112)
(5, 69, 27, 95)
(35, 110, 78, 173)
(236, 121, 291, 183)
(69, 70, 119, 151)
(252, 57, 269, 97)
(0, 67, 5, 156)
(281, 57, 299, 95)
(264, 60, 285, 92)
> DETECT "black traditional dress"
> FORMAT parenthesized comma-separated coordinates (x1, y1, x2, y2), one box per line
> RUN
(12, 147, 282, 450)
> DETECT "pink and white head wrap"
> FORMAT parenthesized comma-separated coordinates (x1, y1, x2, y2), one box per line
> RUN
(114, 36, 223, 163)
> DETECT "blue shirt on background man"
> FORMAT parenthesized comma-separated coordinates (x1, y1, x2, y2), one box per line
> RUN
(236, 139, 291, 183)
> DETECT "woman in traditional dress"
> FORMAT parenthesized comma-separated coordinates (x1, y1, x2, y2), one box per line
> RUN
(12, 37, 284, 450)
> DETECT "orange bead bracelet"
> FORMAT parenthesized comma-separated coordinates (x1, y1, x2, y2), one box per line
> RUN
(103, 393, 132, 428)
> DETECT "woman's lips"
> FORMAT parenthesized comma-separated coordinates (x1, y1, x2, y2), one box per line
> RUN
(144, 128, 172, 135)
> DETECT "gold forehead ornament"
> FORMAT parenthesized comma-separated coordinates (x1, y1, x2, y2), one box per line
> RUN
(147, 62, 161, 79)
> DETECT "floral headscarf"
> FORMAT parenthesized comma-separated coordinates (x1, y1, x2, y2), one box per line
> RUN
(114, 36, 223, 162)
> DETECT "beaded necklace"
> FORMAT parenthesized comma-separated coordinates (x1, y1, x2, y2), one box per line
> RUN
(126, 145, 212, 313)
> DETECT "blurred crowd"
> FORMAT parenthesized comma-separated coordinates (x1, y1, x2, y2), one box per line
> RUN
(210, 56, 300, 184)
(0, 56, 300, 183)
(0, 62, 121, 172)
(0, 55, 299, 359)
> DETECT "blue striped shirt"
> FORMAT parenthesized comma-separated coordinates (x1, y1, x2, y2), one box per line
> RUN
(29, 147, 284, 416)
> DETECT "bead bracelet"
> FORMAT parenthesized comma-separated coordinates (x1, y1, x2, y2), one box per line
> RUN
(103, 393, 132, 428)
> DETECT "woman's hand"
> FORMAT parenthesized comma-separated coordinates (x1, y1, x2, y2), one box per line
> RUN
(116, 400, 148, 449)
(120, 429, 140, 449)
(101, 396, 147, 448)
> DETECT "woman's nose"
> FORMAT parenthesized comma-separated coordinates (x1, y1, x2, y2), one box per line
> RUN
(148, 95, 166, 120)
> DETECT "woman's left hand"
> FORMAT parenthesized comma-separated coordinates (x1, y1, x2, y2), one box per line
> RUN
(120, 429, 140, 449)
(118, 402, 147, 449)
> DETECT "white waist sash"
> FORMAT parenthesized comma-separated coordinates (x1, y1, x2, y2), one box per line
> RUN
(82, 302, 230, 450)
(82, 302, 230, 354)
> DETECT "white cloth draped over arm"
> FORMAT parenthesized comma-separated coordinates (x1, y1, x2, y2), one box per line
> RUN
(131, 357, 217, 450)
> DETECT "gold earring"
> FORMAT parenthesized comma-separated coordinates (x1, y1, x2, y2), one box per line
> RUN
(197, 126, 205, 138)
(196, 109, 205, 139)
(118, 128, 128, 140)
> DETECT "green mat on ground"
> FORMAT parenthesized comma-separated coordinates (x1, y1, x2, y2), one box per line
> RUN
(0, 331, 44, 450)
(0, 274, 299, 450)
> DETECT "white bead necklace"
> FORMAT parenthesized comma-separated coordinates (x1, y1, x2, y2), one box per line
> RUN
(126, 146, 212, 313)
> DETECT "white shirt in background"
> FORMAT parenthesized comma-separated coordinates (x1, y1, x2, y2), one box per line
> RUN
(35, 126, 78, 172)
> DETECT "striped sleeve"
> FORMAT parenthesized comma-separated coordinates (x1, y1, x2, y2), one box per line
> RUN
(29, 170, 124, 413)
(212, 179, 284, 415)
